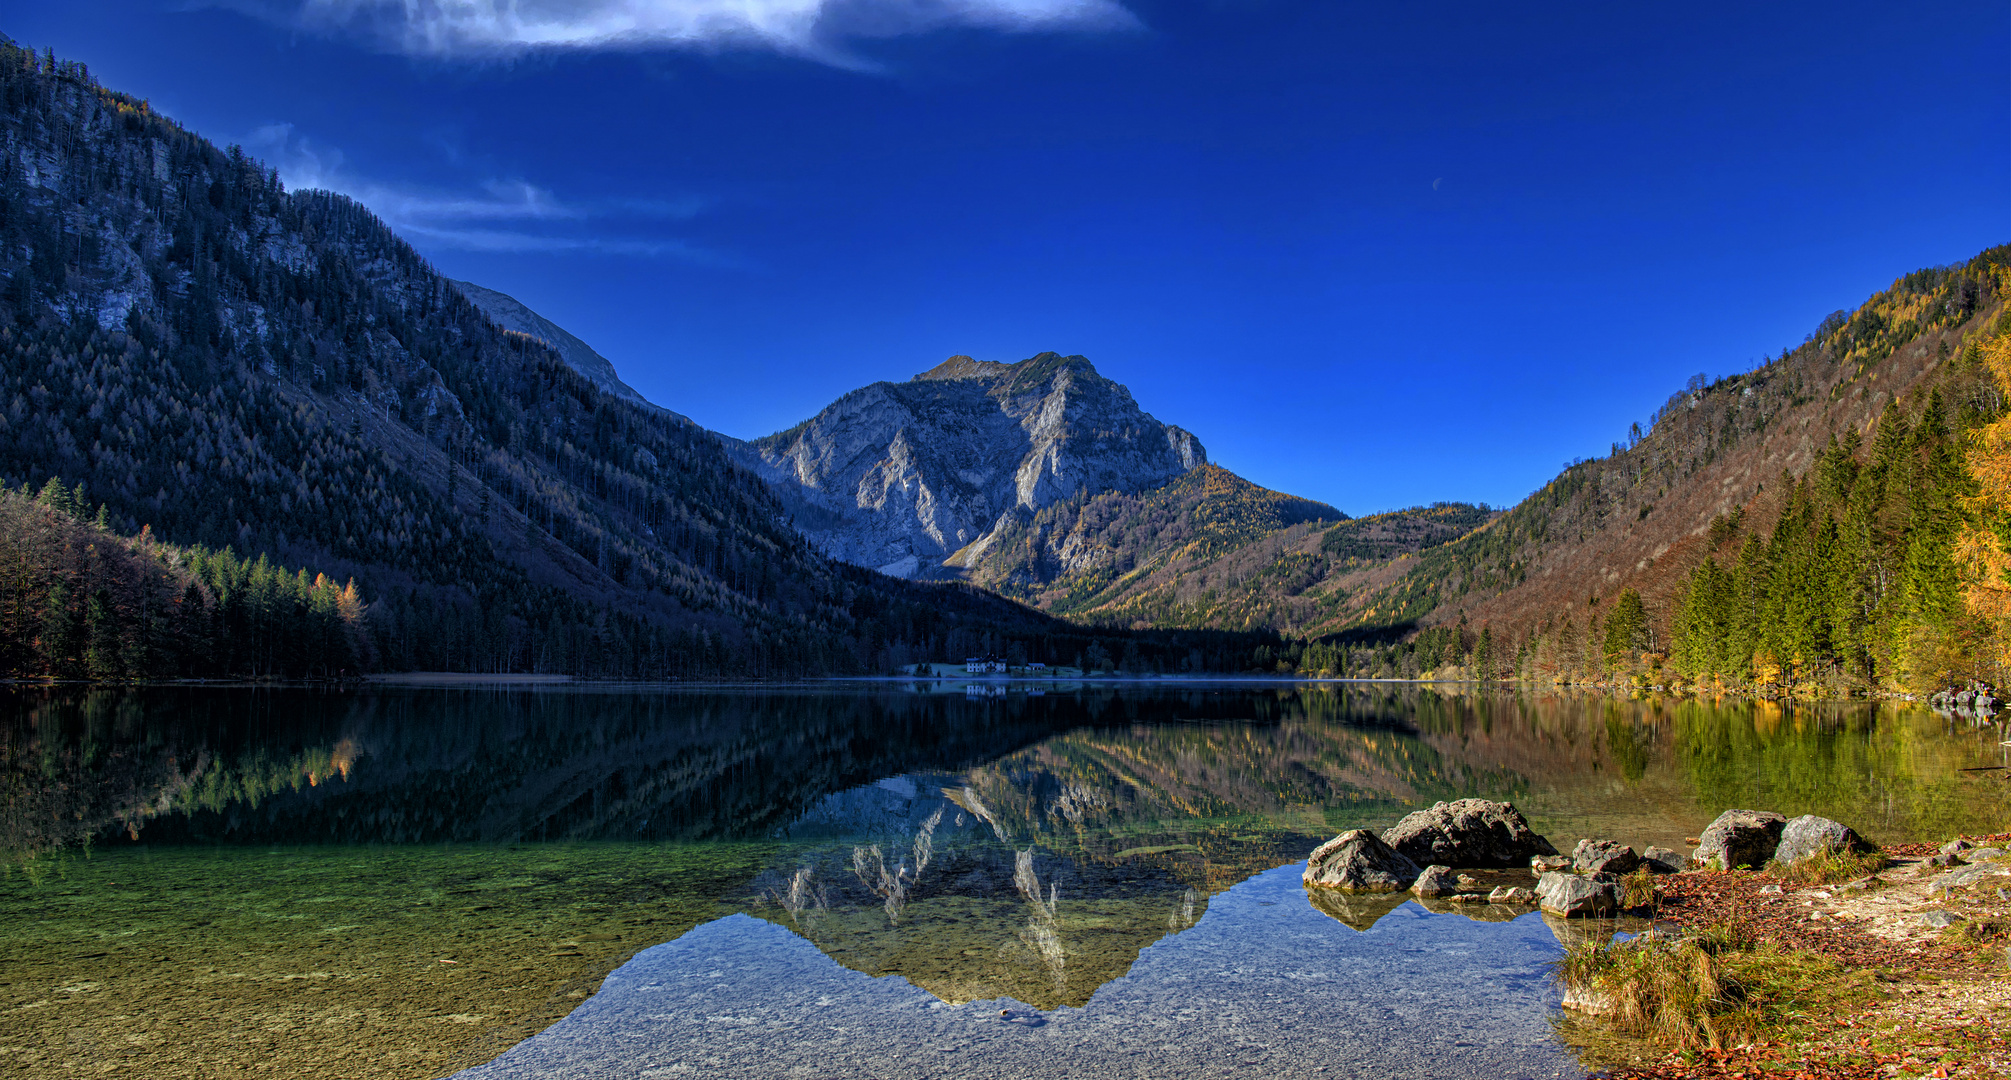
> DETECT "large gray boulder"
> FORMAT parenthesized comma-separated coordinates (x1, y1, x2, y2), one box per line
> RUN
(1571, 839, 1641, 875)
(1773, 815, 1876, 866)
(1381, 799, 1559, 868)
(1535, 871, 1618, 917)
(1304, 829, 1422, 892)
(1693, 809, 1786, 870)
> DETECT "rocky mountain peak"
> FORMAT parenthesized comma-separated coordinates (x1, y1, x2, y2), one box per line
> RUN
(914, 354, 1016, 381)
(722, 353, 1207, 578)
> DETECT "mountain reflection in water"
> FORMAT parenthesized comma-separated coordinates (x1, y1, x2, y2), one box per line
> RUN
(4, 683, 2007, 1015)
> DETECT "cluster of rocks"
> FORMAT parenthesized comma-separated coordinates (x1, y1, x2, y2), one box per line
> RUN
(1303, 799, 1557, 892)
(1926, 838, 2011, 895)
(1304, 800, 1882, 920)
(1929, 680, 2001, 716)
(1692, 809, 1874, 870)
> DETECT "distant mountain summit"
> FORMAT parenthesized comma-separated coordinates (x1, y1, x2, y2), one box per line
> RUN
(722, 352, 1206, 578)
(450, 279, 691, 424)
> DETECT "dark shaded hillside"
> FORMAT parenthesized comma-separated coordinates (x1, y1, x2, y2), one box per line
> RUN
(0, 41, 1273, 678)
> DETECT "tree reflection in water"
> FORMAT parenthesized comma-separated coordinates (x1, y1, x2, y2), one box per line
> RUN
(4, 682, 2006, 1008)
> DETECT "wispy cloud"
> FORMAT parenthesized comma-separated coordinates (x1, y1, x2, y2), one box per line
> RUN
(248, 123, 719, 259)
(273, 0, 1137, 63)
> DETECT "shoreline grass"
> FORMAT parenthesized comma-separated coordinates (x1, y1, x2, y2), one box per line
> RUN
(1551, 920, 1877, 1063)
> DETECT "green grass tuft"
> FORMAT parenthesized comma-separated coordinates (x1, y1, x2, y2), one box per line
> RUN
(1552, 920, 1874, 1058)
(1763, 848, 1887, 885)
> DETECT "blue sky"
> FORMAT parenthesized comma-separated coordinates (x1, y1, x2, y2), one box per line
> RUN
(7, 1, 2006, 514)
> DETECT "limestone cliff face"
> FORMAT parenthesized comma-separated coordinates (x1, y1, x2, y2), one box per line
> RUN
(723, 353, 1205, 578)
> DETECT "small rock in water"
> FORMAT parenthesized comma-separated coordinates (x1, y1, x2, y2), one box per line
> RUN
(1304, 829, 1422, 892)
(1535, 871, 1618, 917)
(1640, 846, 1686, 874)
(1571, 838, 1641, 875)
(1410, 864, 1458, 898)
(1449, 892, 1486, 903)
(1487, 885, 1535, 904)
(1530, 855, 1571, 872)
(1455, 873, 1482, 888)
(1917, 910, 1962, 929)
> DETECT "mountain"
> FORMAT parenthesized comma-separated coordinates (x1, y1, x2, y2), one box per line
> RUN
(1345, 253, 2009, 656)
(721, 352, 1208, 578)
(960, 463, 1348, 621)
(448, 278, 693, 425)
(1207, 249, 2011, 691)
(989, 495, 1489, 633)
(0, 42, 1273, 679)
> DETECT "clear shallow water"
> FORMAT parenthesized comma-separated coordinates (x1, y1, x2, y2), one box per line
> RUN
(2, 683, 2007, 1078)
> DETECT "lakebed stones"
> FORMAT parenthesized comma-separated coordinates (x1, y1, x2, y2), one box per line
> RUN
(1641, 846, 1686, 874)
(1535, 871, 1619, 918)
(1304, 829, 1421, 892)
(1773, 815, 1876, 866)
(1487, 885, 1536, 905)
(1381, 799, 1559, 868)
(1531, 854, 1571, 872)
(1694, 809, 1786, 870)
(1571, 839, 1640, 876)
(1410, 865, 1458, 898)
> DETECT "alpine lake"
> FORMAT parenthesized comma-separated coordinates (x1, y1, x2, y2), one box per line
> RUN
(2, 682, 2007, 1080)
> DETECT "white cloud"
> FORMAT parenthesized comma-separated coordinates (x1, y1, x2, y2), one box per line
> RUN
(286, 0, 1137, 60)
(248, 123, 718, 259)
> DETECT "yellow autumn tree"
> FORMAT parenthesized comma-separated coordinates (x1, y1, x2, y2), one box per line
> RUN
(1955, 325, 2011, 678)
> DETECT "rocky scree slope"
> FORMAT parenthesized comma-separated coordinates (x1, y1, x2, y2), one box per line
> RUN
(721, 352, 1207, 579)
(0, 42, 1090, 677)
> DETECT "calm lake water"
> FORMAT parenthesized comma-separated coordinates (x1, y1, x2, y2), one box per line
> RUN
(2, 683, 2007, 1079)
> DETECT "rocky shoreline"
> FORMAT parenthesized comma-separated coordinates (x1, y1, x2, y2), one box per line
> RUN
(1605, 835, 2011, 1079)
(1303, 802, 2011, 1079)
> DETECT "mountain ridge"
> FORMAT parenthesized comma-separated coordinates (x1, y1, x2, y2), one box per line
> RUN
(448, 278, 692, 425)
(0, 41, 1279, 679)
(721, 350, 1208, 579)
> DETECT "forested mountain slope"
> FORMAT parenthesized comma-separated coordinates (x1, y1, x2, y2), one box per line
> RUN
(1336, 248, 2011, 691)
(0, 42, 1272, 678)
(450, 278, 688, 423)
(963, 463, 1346, 626)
